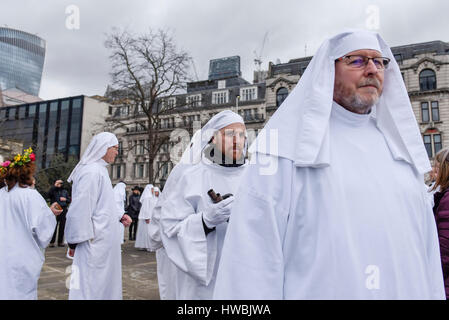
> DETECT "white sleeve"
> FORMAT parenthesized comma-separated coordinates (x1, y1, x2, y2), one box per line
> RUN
(160, 178, 216, 286)
(29, 190, 57, 249)
(213, 154, 293, 299)
(64, 172, 100, 244)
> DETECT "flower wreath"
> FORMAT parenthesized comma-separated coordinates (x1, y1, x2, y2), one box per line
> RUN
(0, 147, 36, 174)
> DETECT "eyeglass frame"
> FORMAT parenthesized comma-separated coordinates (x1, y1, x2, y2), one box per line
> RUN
(335, 55, 391, 70)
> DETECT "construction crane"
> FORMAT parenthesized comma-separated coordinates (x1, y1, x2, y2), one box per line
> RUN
(190, 58, 200, 81)
(254, 32, 268, 72)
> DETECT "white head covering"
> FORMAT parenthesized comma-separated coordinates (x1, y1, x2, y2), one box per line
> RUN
(67, 132, 119, 182)
(140, 184, 154, 203)
(153, 187, 161, 197)
(250, 29, 430, 174)
(200, 110, 244, 152)
(113, 182, 126, 203)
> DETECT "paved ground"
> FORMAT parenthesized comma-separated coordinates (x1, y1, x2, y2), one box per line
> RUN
(37, 235, 161, 300)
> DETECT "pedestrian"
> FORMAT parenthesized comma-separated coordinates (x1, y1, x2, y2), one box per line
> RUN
(135, 184, 154, 251)
(47, 179, 71, 247)
(159, 110, 248, 299)
(0, 148, 62, 299)
(214, 29, 445, 299)
(127, 186, 142, 241)
(431, 148, 449, 299)
(64, 132, 132, 300)
(149, 130, 201, 300)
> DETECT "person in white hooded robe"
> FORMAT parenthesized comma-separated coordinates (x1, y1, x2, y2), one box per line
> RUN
(113, 182, 127, 245)
(65, 132, 132, 300)
(0, 149, 62, 299)
(159, 110, 248, 300)
(213, 30, 445, 300)
(149, 130, 202, 300)
(135, 184, 154, 251)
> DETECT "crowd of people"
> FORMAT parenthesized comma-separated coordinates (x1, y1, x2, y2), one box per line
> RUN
(2, 29, 449, 300)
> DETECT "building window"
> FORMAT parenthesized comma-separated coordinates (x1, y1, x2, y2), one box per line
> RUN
(113, 164, 124, 179)
(421, 101, 440, 123)
(424, 135, 432, 157)
(421, 102, 430, 122)
(134, 163, 145, 178)
(434, 134, 442, 155)
(240, 87, 257, 101)
(393, 53, 403, 65)
(424, 134, 442, 158)
(120, 105, 129, 116)
(167, 97, 176, 108)
(276, 87, 289, 107)
(431, 101, 440, 122)
(186, 94, 201, 107)
(212, 91, 229, 104)
(419, 69, 436, 91)
(118, 141, 123, 156)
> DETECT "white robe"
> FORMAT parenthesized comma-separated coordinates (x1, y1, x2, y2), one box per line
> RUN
(135, 196, 155, 250)
(0, 185, 56, 299)
(160, 159, 247, 299)
(65, 160, 123, 300)
(214, 103, 445, 299)
(148, 197, 177, 300)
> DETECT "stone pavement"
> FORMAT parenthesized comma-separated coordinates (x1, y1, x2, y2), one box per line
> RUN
(37, 237, 161, 300)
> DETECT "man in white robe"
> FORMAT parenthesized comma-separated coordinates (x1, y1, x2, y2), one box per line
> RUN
(159, 110, 248, 300)
(113, 182, 127, 245)
(149, 131, 202, 300)
(0, 185, 62, 299)
(65, 132, 132, 300)
(135, 184, 154, 251)
(213, 30, 445, 300)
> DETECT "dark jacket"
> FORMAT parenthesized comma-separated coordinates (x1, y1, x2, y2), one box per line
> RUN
(433, 189, 449, 299)
(127, 194, 142, 219)
(47, 186, 71, 208)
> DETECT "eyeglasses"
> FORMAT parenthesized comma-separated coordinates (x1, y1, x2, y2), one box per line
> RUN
(335, 55, 391, 70)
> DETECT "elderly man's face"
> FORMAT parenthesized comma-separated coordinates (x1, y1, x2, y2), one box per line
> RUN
(102, 144, 119, 164)
(334, 49, 384, 114)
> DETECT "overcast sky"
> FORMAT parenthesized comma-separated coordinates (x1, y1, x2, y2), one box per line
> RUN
(1, 0, 448, 100)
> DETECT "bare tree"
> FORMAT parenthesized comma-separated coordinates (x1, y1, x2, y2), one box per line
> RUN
(104, 28, 191, 183)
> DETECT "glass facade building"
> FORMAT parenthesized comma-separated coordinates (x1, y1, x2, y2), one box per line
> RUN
(0, 27, 46, 96)
(0, 96, 84, 169)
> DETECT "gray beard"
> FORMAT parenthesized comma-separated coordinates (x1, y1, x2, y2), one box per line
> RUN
(343, 93, 379, 114)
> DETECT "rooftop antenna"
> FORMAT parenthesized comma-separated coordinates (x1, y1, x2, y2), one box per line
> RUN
(254, 31, 268, 71)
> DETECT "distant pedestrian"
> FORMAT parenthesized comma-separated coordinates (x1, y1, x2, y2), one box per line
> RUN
(127, 186, 142, 241)
(47, 179, 71, 247)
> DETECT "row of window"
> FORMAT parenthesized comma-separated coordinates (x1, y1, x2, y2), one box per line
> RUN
(111, 161, 172, 179)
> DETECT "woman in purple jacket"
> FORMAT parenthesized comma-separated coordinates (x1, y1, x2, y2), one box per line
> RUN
(431, 148, 449, 299)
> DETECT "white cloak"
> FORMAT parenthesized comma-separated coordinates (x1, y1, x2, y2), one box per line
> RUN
(160, 159, 247, 299)
(65, 160, 123, 300)
(135, 196, 156, 250)
(0, 185, 56, 300)
(214, 103, 445, 299)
